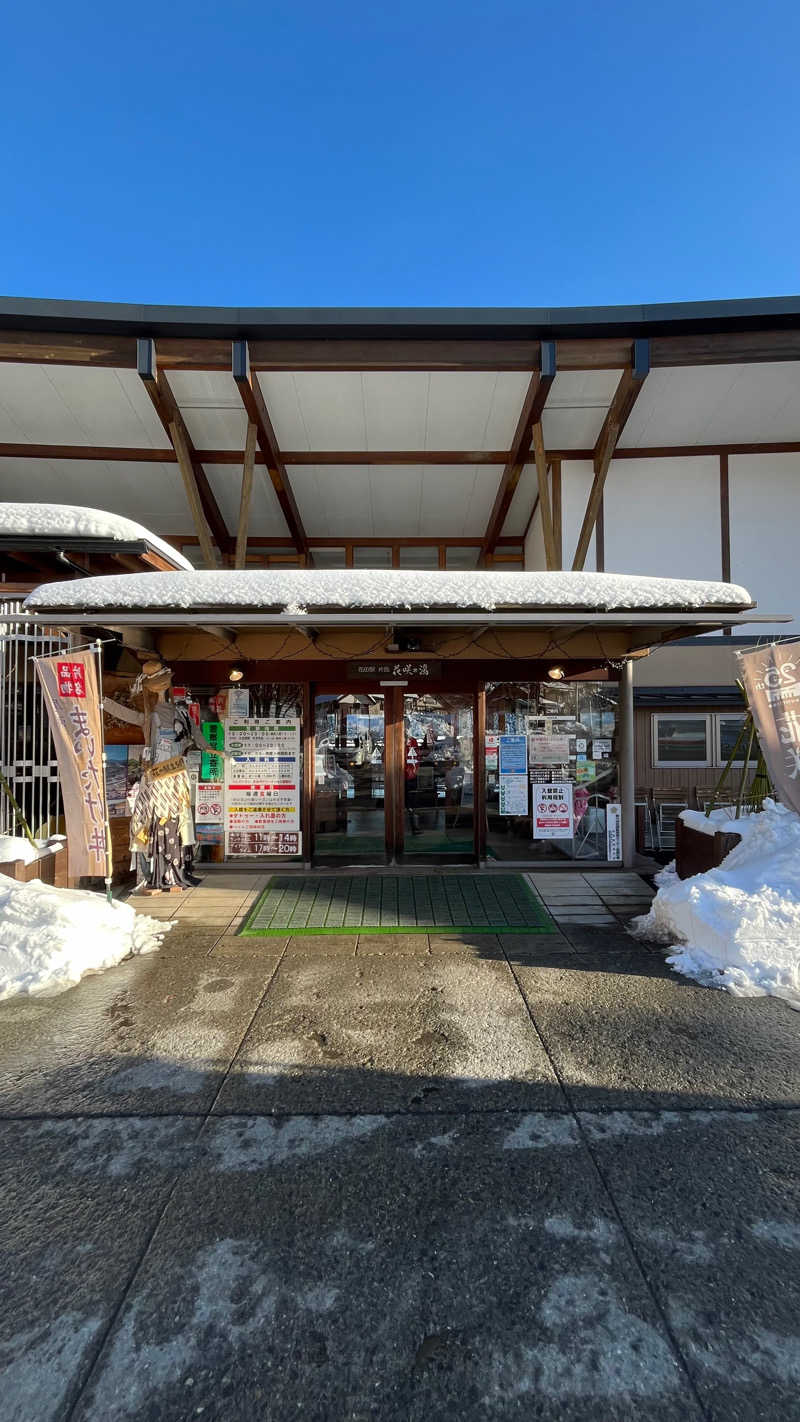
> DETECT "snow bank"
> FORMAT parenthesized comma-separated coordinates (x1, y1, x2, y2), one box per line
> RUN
(632, 801, 800, 1008)
(0, 878, 172, 1000)
(0, 503, 192, 571)
(24, 567, 753, 614)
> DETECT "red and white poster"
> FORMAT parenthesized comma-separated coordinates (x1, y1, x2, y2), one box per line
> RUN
(533, 782, 574, 839)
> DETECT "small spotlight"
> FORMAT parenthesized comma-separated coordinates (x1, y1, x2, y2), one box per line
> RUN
(229, 666, 245, 683)
(547, 666, 566, 681)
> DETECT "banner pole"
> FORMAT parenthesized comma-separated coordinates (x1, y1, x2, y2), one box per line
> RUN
(93, 638, 115, 904)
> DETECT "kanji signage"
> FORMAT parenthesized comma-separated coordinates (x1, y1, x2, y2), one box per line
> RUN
(225, 718, 301, 855)
(533, 782, 574, 839)
(36, 650, 107, 876)
(347, 660, 441, 680)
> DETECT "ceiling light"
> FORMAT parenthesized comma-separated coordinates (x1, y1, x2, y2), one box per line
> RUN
(228, 667, 244, 683)
(547, 666, 566, 681)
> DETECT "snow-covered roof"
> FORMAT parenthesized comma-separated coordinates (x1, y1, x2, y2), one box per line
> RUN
(24, 567, 753, 615)
(0, 504, 192, 571)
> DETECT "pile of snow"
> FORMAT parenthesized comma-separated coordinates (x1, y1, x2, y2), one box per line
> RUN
(632, 800, 800, 1008)
(0, 503, 192, 571)
(0, 834, 65, 866)
(678, 807, 757, 839)
(0, 878, 172, 1000)
(24, 567, 753, 614)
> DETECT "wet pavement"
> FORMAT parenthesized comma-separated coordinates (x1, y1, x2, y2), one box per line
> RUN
(1, 868, 799, 1420)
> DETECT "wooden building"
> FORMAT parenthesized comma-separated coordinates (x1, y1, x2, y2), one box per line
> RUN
(0, 293, 795, 867)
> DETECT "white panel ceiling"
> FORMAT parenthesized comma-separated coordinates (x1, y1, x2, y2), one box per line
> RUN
(504, 461, 538, 537)
(287, 464, 499, 538)
(168, 371, 249, 450)
(257, 370, 531, 452)
(541, 370, 620, 451)
(620, 362, 800, 447)
(0, 364, 166, 447)
(203, 463, 288, 536)
(0, 457, 190, 532)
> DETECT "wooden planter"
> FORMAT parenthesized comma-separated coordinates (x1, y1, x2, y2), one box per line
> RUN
(0, 847, 60, 885)
(675, 817, 742, 881)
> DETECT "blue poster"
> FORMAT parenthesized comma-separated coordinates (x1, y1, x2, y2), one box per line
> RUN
(498, 734, 527, 775)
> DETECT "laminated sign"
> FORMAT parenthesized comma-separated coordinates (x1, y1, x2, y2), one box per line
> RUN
(533, 782, 574, 839)
(35, 651, 107, 876)
(738, 643, 800, 816)
(225, 718, 302, 855)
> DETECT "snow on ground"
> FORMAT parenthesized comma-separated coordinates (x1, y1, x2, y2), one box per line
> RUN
(0, 878, 172, 1000)
(632, 800, 800, 1008)
(24, 568, 753, 614)
(0, 503, 192, 571)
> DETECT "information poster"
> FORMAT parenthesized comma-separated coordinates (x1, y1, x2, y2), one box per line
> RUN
(499, 773, 528, 815)
(529, 733, 571, 765)
(225, 718, 301, 855)
(485, 733, 500, 770)
(592, 738, 612, 759)
(606, 802, 622, 860)
(196, 781, 224, 824)
(533, 782, 574, 839)
(498, 734, 527, 775)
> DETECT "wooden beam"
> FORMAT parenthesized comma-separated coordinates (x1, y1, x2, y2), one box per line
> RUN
(232, 339, 309, 556)
(235, 422, 258, 569)
(531, 422, 557, 569)
(169, 420, 216, 569)
(482, 340, 556, 556)
(572, 339, 650, 570)
(551, 458, 562, 570)
(137, 338, 232, 557)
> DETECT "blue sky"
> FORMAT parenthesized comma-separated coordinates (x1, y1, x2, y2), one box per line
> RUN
(2, 1, 798, 307)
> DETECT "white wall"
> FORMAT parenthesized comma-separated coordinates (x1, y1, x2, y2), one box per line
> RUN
(524, 462, 597, 570)
(730, 453, 800, 637)
(603, 456, 721, 581)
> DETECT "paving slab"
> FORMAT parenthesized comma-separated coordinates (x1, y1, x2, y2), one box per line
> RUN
(71, 1111, 698, 1422)
(515, 961, 800, 1110)
(428, 931, 503, 956)
(0, 953, 273, 1116)
(0, 1115, 198, 1422)
(214, 955, 566, 1113)
(580, 1107, 800, 1420)
(356, 932, 431, 955)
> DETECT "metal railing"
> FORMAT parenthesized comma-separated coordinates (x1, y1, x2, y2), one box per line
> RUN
(0, 599, 69, 838)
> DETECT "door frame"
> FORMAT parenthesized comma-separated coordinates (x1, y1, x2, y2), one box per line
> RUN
(309, 681, 484, 865)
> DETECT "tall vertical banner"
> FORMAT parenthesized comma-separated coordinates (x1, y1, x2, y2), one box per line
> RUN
(738, 643, 800, 815)
(35, 651, 107, 876)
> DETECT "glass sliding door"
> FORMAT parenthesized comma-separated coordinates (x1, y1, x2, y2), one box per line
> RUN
(402, 691, 474, 858)
(314, 692, 385, 859)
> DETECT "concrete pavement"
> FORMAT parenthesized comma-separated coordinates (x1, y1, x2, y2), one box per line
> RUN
(1, 869, 798, 1419)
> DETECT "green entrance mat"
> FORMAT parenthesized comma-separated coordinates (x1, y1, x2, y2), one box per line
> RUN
(240, 874, 556, 936)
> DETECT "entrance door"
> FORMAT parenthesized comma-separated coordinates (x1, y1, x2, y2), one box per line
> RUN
(401, 691, 475, 860)
(313, 692, 385, 859)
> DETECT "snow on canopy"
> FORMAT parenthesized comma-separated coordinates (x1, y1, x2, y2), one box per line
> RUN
(0, 503, 192, 571)
(24, 568, 753, 614)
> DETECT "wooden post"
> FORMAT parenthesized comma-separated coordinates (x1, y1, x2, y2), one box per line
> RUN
(551, 458, 562, 570)
(235, 422, 258, 569)
(474, 685, 486, 863)
(532, 422, 557, 569)
(619, 659, 636, 867)
(169, 420, 216, 569)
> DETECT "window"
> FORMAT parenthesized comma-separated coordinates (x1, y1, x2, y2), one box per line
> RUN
(398, 546, 438, 569)
(715, 714, 756, 767)
(311, 548, 346, 568)
(446, 546, 481, 569)
(652, 714, 711, 768)
(353, 547, 391, 568)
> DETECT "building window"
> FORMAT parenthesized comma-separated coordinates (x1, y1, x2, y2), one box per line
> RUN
(353, 547, 392, 568)
(398, 546, 438, 569)
(445, 546, 481, 569)
(715, 713, 755, 767)
(311, 548, 347, 568)
(652, 714, 711, 768)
